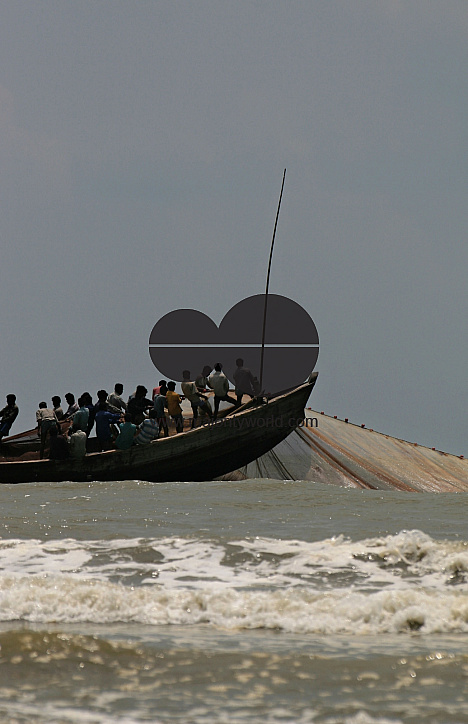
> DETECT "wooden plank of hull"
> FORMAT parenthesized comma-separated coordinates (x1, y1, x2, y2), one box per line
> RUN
(0, 381, 314, 484)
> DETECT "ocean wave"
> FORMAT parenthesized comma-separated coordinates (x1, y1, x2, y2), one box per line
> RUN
(0, 530, 466, 592)
(0, 571, 467, 634)
(0, 530, 467, 634)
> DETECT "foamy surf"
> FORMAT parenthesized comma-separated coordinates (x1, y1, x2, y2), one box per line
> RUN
(0, 530, 466, 634)
(1, 572, 467, 634)
(0, 530, 466, 589)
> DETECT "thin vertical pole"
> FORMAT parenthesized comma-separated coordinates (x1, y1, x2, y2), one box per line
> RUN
(259, 168, 286, 392)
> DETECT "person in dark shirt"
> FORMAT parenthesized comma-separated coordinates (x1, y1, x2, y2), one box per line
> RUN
(96, 389, 121, 414)
(0, 394, 19, 441)
(233, 358, 258, 405)
(83, 390, 120, 436)
(63, 393, 79, 419)
(80, 392, 96, 436)
(153, 384, 169, 437)
(195, 366, 213, 393)
(48, 426, 70, 460)
(127, 386, 153, 425)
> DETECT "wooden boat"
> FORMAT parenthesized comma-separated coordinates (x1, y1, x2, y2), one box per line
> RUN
(0, 374, 317, 484)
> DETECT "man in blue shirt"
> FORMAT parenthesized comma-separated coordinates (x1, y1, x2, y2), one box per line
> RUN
(94, 404, 122, 451)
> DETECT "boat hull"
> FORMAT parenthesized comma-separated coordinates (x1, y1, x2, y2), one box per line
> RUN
(0, 380, 315, 484)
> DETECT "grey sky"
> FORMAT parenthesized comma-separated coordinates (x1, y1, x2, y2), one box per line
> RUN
(1, 1, 467, 454)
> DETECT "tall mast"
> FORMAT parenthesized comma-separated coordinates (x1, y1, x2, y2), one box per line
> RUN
(259, 168, 286, 392)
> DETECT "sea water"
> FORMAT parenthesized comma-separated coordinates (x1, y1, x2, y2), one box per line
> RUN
(0, 478, 467, 723)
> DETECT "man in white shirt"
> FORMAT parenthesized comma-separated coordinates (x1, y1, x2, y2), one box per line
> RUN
(107, 383, 127, 412)
(208, 363, 239, 419)
(181, 370, 213, 428)
(36, 402, 60, 459)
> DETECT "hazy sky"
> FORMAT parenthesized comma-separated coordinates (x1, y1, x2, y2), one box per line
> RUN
(1, 1, 467, 455)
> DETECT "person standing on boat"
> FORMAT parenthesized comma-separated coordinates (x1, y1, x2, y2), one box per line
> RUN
(127, 386, 153, 425)
(233, 358, 257, 405)
(63, 393, 79, 419)
(166, 382, 184, 433)
(209, 363, 239, 419)
(52, 396, 64, 421)
(181, 370, 213, 428)
(80, 392, 95, 435)
(152, 379, 166, 400)
(36, 401, 60, 459)
(95, 389, 121, 414)
(94, 403, 122, 451)
(108, 383, 127, 412)
(195, 366, 213, 393)
(70, 393, 92, 433)
(70, 397, 89, 433)
(153, 383, 169, 437)
(0, 394, 19, 442)
(85, 389, 121, 436)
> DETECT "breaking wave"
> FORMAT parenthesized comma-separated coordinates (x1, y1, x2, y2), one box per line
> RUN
(0, 530, 467, 635)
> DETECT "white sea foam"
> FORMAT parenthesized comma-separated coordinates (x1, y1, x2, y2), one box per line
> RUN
(0, 572, 467, 633)
(0, 530, 467, 634)
(2, 530, 466, 592)
(325, 715, 403, 724)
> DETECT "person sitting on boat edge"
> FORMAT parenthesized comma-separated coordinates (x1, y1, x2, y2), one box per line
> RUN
(134, 409, 160, 445)
(48, 425, 70, 460)
(153, 383, 169, 437)
(209, 363, 239, 419)
(36, 401, 60, 459)
(0, 394, 19, 442)
(166, 381, 184, 434)
(115, 413, 138, 450)
(69, 428, 87, 458)
(127, 385, 153, 425)
(108, 383, 127, 412)
(181, 370, 213, 428)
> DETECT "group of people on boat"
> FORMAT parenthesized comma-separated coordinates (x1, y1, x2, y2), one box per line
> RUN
(1, 359, 260, 461)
